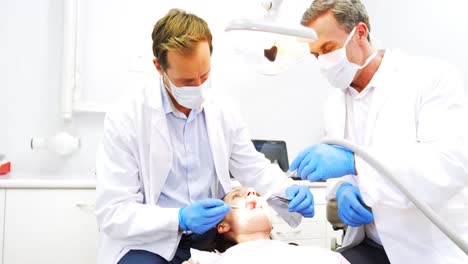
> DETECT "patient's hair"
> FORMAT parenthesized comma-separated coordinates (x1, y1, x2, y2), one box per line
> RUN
(213, 192, 238, 253)
(214, 232, 237, 253)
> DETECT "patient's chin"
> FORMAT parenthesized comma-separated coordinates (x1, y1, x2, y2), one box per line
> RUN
(245, 218, 272, 233)
(241, 213, 272, 230)
(230, 210, 273, 236)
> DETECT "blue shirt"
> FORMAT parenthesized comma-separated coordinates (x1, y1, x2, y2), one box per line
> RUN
(157, 79, 216, 208)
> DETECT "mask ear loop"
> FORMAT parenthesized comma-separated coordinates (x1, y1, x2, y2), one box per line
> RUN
(357, 29, 380, 69)
(349, 26, 379, 69)
(357, 50, 378, 69)
(343, 26, 358, 47)
(162, 71, 174, 94)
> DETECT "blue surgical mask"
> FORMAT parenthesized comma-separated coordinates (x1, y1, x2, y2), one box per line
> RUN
(318, 27, 377, 90)
(163, 72, 211, 109)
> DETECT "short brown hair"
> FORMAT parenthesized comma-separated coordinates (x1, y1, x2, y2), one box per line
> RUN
(151, 8, 213, 70)
(301, 0, 371, 41)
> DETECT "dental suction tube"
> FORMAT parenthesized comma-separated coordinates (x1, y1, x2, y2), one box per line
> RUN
(321, 137, 468, 255)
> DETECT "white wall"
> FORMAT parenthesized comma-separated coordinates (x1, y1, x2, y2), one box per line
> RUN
(362, 0, 468, 79)
(2, 0, 467, 179)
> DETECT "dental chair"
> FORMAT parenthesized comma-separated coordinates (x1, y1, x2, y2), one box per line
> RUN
(326, 199, 347, 251)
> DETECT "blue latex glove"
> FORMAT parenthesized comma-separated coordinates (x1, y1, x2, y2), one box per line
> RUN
(336, 183, 374, 227)
(285, 184, 314, 217)
(290, 144, 356, 182)
(178, 199, 231, 234)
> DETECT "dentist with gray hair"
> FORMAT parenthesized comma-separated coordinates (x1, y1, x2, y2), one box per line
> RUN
(290, 0, 468, 263)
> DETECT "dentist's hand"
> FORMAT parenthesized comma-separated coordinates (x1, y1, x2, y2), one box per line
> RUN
(285, 184, 314, 217)
(290, 144, 356, 182)
(178, 199, 231, 234)
(336, 183, 374, 227)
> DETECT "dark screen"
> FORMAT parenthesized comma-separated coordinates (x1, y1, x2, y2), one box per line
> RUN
(252, 140, 289, 172)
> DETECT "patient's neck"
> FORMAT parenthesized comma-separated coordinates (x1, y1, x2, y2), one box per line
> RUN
(235, 232, 271, 243)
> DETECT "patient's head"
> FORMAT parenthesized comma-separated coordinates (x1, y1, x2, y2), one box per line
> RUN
(217, 187, 272, 245)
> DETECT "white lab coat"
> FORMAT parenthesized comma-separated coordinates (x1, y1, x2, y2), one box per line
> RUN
(325, 50, 468, 263)
(95, 77, 295, 264)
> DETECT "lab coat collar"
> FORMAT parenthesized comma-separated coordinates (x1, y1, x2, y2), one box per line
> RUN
(143, 76, 173, 205)
(203, 102, 232, 195)
(364, 49, 400, 144)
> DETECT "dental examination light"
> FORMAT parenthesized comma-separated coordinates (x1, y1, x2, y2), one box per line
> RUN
(225, 0, 317, 41)
(321, 137, 468, 255)
(225, 18, 317, 41)
(224, 0, 317, 75)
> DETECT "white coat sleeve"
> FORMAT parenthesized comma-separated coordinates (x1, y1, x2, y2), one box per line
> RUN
(95, 111, 180, 246)
(326, 175, 356, 201)
(357, 63, 468, 208)
(226, 107, 294, 197)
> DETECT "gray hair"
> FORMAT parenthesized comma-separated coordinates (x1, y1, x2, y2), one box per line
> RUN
(301, 0, 371, 41)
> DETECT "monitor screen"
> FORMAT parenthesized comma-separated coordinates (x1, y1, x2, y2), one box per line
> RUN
(229, 139, 299, 180)
(252, 139, 289, 172)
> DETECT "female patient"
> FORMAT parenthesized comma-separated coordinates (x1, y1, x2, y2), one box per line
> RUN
(184, 187, 349, 264)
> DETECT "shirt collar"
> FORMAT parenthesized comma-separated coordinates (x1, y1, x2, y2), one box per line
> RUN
(347, 85, 375, 99)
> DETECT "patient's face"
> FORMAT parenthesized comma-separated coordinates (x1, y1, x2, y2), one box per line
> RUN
(220, 187, 272, 236)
